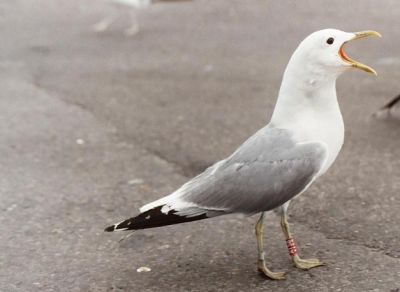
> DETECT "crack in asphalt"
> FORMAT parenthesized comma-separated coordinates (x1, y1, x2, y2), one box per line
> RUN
(30, 70, 211, 178)
(142, 146, 211, 177)
(291, 216, 400, 260)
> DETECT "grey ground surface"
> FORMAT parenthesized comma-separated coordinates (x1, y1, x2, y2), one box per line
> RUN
(0, 1, 399, 291)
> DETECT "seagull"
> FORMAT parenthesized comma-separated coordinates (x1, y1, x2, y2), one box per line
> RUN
(93, 0, 190, 36)
(375, 94, 400, 116)
(105, 29, 380, 279)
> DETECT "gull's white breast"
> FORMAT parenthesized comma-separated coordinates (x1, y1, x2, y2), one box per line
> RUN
(271, 83, 345, 177)
(290, 104, 345, 176)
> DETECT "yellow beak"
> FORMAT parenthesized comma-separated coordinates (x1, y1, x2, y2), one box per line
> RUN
(339, 30, 381, 75)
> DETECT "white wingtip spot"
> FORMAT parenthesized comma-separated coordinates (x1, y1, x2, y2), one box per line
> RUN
(161, 205, 172, 214)
(112, 220, 129, 231)
(115, 227, 129, 231)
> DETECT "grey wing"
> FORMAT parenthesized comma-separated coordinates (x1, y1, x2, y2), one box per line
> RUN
(140, 126, 328, 216)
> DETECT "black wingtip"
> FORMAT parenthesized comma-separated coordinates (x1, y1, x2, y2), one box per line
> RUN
(104, 225, 115, 232)
(104, 206, 210, 232)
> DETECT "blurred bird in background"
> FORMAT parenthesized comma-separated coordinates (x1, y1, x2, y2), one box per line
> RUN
(93, 0, 191, 36)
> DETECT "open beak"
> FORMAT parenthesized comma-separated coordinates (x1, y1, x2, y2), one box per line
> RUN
(339, 30, 381, 75)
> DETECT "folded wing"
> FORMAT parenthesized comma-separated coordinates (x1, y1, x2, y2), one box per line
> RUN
(106, 126, 327, 231)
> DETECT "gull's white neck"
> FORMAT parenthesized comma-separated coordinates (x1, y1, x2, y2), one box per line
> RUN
(270, 59, 345, 175)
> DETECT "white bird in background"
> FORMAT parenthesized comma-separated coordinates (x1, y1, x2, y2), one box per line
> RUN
(93, 0, 190, 36)
(105, 29, 380, 280)
(93, 0, 151, 36)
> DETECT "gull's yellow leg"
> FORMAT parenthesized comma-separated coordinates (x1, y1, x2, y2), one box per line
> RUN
(280, 202, 325, 270)
(255, 212, 286, 280)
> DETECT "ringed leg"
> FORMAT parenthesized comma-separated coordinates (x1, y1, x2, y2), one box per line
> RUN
(280, 201, 325, 270)
(255, 212, 286, 280)
(124, 8, 140, 36)
(93, 10, 118, 32)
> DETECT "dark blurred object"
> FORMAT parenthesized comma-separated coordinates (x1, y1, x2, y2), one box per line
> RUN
(374, 94, 400, 117)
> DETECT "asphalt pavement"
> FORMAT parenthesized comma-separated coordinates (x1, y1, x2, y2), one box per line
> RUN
(0, 1, 399, 291)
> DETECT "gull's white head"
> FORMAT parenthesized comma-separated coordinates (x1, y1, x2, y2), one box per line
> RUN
(272, 29, 380, 172)
(286, 29, 381, 81)
(273, 28, 381, 129)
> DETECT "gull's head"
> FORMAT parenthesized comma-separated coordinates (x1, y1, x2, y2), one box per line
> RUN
(290, 29, 381, 78)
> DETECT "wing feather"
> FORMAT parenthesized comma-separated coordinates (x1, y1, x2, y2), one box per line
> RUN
(141, 126, 328, 216)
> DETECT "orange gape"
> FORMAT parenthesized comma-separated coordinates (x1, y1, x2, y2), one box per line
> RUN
(339, 45, 351, 63)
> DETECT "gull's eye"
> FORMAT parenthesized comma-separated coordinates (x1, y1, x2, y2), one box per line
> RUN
(326, 37, 334, 45)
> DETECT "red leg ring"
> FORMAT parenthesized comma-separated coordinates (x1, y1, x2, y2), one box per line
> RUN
(286, 238, 297, 256)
